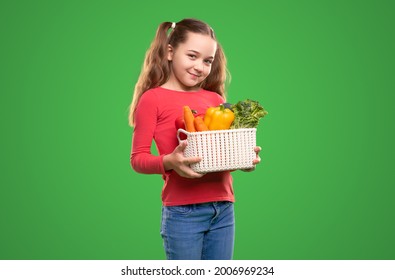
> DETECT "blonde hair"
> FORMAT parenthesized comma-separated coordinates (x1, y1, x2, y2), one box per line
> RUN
(128, 18, 230, 127)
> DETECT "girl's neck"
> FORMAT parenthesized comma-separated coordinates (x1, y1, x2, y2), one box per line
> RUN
(160, 81, 201, 92)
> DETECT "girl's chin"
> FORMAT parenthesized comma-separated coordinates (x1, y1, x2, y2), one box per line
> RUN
(181, 80, 199, 88)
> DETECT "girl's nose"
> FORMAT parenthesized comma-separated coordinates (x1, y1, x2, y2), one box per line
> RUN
(193, 61, 204, 72)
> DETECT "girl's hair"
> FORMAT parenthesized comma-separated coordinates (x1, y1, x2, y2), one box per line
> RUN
(128, 18, 229, 126)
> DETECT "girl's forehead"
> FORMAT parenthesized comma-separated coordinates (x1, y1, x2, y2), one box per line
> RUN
(180, 32, 217, 55)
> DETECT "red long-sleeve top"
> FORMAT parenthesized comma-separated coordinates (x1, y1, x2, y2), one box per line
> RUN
(130, 87, 234, 206)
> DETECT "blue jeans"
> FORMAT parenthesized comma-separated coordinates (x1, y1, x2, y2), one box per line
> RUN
(160, 201, 235, 260)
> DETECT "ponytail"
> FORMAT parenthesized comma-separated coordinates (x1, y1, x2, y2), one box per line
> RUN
(129, 22, 173, 126)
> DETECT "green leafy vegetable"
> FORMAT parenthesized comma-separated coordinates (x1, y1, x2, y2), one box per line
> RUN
(230, 99, 268, 129)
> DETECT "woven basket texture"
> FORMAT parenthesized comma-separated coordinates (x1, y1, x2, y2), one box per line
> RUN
(177, 128, 256, 173)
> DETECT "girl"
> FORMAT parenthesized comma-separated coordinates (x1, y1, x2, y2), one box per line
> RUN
(129, 18, 261, 260)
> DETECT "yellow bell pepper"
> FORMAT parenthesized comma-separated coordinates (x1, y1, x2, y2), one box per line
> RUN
(204, 104, 235, 130)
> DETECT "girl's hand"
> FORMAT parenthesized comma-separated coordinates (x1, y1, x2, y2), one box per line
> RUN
(241, 146, 262, 172)
(163, 141, 204, 179)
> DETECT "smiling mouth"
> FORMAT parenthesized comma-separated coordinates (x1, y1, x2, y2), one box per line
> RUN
(188, 72, 201, 77)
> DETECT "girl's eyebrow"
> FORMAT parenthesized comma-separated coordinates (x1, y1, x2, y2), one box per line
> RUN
(188, 49, 214, 59)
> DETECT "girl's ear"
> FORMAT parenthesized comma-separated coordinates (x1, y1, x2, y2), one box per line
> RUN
(167, 44, 174, 61)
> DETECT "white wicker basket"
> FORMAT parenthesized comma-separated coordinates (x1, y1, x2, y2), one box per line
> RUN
(177, 128, 256, 173)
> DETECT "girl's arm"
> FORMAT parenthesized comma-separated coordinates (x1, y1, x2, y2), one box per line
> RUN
(130, 91, 166, 175)
(130, 91, 203, 178)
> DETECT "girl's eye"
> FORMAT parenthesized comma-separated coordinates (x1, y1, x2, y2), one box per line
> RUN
(188, 54, 196, 59)
(204, 60, 213, 65)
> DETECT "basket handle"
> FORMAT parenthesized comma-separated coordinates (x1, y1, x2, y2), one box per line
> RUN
(177, 128, 188, 142)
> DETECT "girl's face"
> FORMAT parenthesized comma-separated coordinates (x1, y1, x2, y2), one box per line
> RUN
(167, 32, 217, 91)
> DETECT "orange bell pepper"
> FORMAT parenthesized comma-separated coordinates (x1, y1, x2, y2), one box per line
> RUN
(204, 104, 235, 130)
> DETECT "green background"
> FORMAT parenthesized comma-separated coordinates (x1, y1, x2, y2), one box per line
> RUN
(1, 0, 394, 260)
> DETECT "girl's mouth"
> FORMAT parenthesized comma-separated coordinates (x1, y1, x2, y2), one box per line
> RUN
(188, 72, 201, 78)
